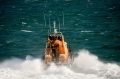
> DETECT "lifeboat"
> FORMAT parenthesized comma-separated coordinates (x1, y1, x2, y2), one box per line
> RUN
(43, 21, 74, 68)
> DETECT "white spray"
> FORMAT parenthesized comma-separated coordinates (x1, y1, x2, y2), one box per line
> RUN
(0, 49, 120, 79)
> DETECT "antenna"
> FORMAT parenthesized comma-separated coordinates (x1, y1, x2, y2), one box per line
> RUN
(58, 17, 60, 32)
(43, 12, 46, 27)
(53, 21, 56, 30)
(53, 21, 57, 34)
(48, 29, 49, 35)
(49, 18, 51, 32)
(62, 11, 64, 27)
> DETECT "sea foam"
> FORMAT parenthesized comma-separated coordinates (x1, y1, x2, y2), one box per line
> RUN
(0, 49, 120, 79)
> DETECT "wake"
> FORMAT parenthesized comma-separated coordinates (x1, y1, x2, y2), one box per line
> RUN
(0, 49, 120, 79)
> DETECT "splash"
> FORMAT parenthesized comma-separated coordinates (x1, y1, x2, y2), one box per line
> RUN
(0, 50, 120, 79)
(45, 63, 74, 75)
(73, 49, 104, 73)
(73, 49, 120, 78)
(0, 57, 43, 75)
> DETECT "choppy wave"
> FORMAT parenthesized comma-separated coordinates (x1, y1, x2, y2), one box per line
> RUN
(21, 30, 34, 33)
(0, 49, 120, 79)
(81, 31, 93, 33)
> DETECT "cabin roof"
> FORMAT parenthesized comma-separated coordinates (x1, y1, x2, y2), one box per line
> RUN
(49, 32, 63, 36)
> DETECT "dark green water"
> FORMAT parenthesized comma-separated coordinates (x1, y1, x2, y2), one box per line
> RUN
(0, 0, 120, 63)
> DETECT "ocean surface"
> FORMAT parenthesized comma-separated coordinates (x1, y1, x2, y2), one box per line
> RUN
(0, 0, 120, 79)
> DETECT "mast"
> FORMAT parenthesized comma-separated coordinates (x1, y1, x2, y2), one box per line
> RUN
(58, 17, 60, 32)
(62, 11, 64, 27)
(49, 18, 51, 32)
(43, 12, 46, 27)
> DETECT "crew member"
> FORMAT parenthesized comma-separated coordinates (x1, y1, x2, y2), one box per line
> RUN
(47, 37, 51, 47)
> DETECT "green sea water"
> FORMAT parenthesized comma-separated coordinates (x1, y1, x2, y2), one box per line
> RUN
(0, 0, 120, 63)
